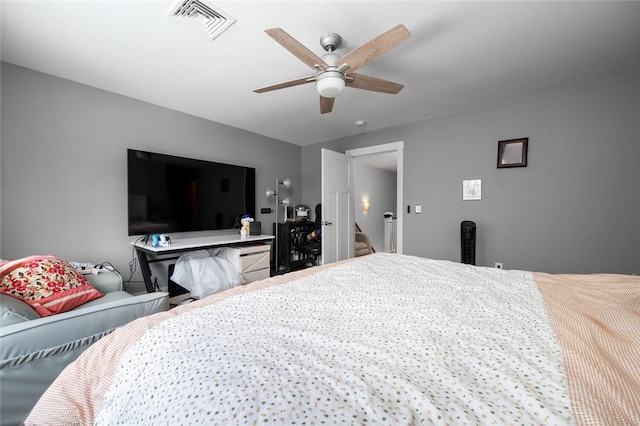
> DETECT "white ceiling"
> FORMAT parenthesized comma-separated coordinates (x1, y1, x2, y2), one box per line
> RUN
(2, 1, 639, 146)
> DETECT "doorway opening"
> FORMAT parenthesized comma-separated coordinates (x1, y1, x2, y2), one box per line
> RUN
(346, 141, 403, 254)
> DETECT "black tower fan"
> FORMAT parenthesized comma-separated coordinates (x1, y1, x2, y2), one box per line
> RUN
(461, 221, 476, 265)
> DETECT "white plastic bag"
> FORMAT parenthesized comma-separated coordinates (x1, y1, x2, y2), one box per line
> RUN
(170, 249, 245, 299)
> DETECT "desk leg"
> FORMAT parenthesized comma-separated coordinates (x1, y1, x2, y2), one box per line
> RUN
(136, 248, 155, 293)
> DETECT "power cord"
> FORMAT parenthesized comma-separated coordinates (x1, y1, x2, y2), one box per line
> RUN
(69, 260, 126, 290)
(92, 262, 126, 290)
(95, 261, 118, 273)
(125, 234, 149, 291)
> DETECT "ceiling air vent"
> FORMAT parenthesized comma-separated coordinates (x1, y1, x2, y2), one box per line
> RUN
(168, 0, 236, 41)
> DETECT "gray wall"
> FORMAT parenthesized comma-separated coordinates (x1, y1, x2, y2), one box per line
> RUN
(353, 162, 396, 251)
(3, 62, 638, 277)
(302, 72, 640, 274)
(1, 62, 301, 291)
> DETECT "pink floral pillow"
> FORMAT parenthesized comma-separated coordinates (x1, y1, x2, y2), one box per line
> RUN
(0, 255, 104, 317)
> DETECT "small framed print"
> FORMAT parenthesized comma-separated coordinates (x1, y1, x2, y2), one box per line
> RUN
(497, 138, 528, 168)
(463, 179, 481, 201)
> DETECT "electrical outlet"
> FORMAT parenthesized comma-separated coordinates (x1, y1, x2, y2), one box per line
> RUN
(495, 262, 503, 269)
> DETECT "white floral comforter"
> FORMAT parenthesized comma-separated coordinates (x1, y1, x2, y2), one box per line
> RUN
(91, 254, 573, 425)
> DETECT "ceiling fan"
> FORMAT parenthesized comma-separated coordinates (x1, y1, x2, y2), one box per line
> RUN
(254, 24, 411, 114)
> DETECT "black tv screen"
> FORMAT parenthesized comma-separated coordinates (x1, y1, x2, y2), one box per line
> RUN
(127, 149, 255, 236)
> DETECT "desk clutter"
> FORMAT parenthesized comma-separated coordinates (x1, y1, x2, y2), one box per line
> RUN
(170, 249, 243, 300)
(273, 203, 322, 273)
(273, 220, 321, 273)
(168, 244, 271, 301)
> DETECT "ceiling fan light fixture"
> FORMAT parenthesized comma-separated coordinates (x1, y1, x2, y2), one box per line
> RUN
(316, 71, 345, 98)
(256, 25, 410, 113)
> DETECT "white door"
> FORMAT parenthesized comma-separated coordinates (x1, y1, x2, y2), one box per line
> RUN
(321, 149, 354, 264)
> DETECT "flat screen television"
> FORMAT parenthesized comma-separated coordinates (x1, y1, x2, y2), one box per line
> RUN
(127, 149, 255, 236)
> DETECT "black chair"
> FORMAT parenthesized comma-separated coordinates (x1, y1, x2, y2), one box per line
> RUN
(294, 204, 321, 266)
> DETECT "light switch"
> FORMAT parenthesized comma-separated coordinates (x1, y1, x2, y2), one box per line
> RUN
(415, 205, 422, 214)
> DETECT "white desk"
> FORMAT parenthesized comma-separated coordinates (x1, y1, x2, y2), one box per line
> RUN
(134, 233, 274, 293)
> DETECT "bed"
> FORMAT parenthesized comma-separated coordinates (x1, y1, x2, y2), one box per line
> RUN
(25, 253, 639, 425)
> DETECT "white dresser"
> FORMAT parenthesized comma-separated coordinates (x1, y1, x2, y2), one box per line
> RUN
(224, 244, 271, 284)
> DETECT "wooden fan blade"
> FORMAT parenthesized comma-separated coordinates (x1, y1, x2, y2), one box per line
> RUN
(254, 76, 315, 93)
(337, 24, 411, 73)
(346, 73, 404, 94)
(265, 28, 329, 70)
(320, 96, 335, 114)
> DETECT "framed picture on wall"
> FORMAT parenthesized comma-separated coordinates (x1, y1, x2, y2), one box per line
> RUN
(497, 138, 528, 168)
